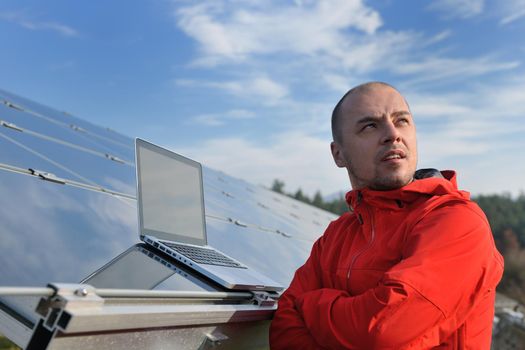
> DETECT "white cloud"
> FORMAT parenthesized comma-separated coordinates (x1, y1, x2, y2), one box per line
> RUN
(176, 76, 289, 103)
(227, 109, 256, 119)
(175, 0, 383, 64)
(407, 78, 525, 184)
(459, 153, 525, 196)
(409, 96, 473, 118)
(416, 117, 521, 162)
(427, 0, 485, 19)
(426, 0, 525, 26)
(173, 0, 518, 91)
(190, 109, 256, 127)
(499, 0, 525, 24)
(0, 11, 78, 37)
(395, 56, 519, 84)
(425, 30, 453, 45)
(192, 114, 225, 127)
(335, 31, 416, 73)
(408, 77, 525, 122)
(169, 0, 525, 197)
(177, 74, 525, 194)
(177, 108, 525, 198)
(410, 77, 525, 124)
(322, 73, 355, 93)
(177, 132, 349, 197)
(248, 77, 289, 101)
(173, 0, 418, 78)
(472, 79, 525, 118)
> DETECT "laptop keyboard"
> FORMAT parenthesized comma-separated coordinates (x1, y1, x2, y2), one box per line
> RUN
(161, 242, 246, 269)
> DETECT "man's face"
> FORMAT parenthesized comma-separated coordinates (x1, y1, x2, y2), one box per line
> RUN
(331, 85, 418, 190)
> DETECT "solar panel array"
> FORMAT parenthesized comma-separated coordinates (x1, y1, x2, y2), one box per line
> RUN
(0, 88, 339, 325)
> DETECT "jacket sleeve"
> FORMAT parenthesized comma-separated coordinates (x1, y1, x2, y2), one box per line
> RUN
(293, 202, 504, 349)
(269, 229, 329, 350)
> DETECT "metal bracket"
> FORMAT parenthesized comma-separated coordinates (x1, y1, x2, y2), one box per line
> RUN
(221, 191, 234, 199)
(250, 291, 277, 307)
(0, 120, 23, 132)
(27, 283, 104, 350)
(198, 329, 229, 349)
(2, 100, 24, 111)
(105, 153, 125, 164)
(276, 229, 292, 238)
(225, 217, 249, 228)
(69, 124, 86, 133)
(28, 169, 66, 185)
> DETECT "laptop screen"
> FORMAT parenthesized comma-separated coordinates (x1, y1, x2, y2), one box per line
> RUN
(136, 139, 207, 246)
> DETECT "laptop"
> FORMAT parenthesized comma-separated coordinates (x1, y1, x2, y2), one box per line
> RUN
(135, 138, 282, 292)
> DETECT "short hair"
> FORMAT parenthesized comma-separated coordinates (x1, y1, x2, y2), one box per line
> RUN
(331, 81, 402, 143)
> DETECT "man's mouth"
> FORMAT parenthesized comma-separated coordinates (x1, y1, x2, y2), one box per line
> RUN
(381, 150, 406, 161)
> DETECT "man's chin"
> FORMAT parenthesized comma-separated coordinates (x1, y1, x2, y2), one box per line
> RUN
(370, 174, 414, 191)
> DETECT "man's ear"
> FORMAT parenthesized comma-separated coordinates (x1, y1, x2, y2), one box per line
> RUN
(330, 141, 347, 168)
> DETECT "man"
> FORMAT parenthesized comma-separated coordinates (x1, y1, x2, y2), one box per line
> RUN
(269, 82, 504, 349)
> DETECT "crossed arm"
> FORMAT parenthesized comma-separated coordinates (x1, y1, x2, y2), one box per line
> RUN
(269, 204, 503, 349)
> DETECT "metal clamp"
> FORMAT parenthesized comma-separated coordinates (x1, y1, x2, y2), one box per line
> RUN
(250, 291, 277, 307)
(226, 217, 248, 228)
(69, 124, 86, 133)
(104, 153, 126, 164)
(28, 169, 66, 185)
(276, 229, 292, 238)
(0, 120, 23, 132)
(2, 100, 24, 111)
(27, 283, 104, 350)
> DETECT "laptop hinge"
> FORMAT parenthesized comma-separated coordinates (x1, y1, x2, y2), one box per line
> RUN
(250, 291, 277, 307)
(27, 283, 104, 350)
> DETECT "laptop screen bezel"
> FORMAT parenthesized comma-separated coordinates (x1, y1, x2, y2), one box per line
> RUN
(135, 138, 207, 246)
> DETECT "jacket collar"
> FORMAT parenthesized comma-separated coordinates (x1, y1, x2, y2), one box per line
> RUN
(345, 170, 469, 212)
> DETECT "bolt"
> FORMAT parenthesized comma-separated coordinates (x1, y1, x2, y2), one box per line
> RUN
(75, 288, 88, 297)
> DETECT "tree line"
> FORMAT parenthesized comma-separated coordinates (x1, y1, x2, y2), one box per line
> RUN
(271, 179, 349, 216)
(270, 179, 525, 304)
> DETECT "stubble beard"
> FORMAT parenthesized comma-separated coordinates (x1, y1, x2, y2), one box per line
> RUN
(348, 162, 414, 191)
(370, 171, 414, 191)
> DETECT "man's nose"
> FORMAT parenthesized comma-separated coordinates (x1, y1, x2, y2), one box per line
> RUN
(381, 122, 401, 144)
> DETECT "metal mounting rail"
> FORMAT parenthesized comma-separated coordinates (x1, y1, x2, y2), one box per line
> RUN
(1, 97, 133, 150)
(0, 119, 133, 165)
(0, 286, 254, 300)
(0, 287, 55, 297)
(0, 161, 304, 238)
(0, 162, 135, 200)
(16, 283, 278, 350)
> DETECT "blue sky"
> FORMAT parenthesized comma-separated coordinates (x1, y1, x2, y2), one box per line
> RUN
(1, 0, 525, 197)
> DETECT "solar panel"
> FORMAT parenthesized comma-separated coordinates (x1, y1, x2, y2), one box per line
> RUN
(0, 88, 338, 348)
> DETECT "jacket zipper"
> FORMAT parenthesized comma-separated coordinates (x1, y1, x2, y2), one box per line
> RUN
(346, 204, 376, 287)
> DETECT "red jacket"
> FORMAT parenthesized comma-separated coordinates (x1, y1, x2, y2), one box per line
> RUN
(270, 171, 504, 349)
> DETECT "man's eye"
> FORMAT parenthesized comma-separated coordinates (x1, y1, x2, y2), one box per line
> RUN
(362, 123, 376, 131)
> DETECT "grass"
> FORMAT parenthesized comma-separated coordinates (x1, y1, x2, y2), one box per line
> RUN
(0, 333, 20, 350)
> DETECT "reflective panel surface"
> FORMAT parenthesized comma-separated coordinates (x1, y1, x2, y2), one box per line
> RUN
(0, 88, 339, 324)
(82, 244, 223, 292)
